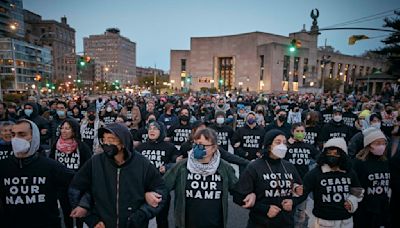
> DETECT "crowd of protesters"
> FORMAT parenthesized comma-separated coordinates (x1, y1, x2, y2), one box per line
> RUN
(0, 85, 399, 228)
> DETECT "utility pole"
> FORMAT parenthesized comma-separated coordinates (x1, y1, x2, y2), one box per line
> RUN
(153, 63, 157, 94)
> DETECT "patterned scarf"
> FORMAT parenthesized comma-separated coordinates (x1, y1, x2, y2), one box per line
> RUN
(187, 149, 220, 176)
(56, 138, 78, 154)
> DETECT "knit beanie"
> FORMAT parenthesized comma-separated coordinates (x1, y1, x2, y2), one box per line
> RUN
(263, 129, 286, 148)
(323, 138, 348, 154)
(363, 128, 386, 147)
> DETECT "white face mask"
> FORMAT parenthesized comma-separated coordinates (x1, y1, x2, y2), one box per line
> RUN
(216, 117, 225, 125)
(106, 107, 112, 112)
(333, 115, 342, 122)
(371, 122, 381, 129)
(12, 137, 30, 155)
(271, 143, 287, 159)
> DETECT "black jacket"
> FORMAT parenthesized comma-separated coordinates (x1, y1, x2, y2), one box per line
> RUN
(69, 123, 166, 228)
(0, 154, 74, 228)
(21, 102, 50, 144)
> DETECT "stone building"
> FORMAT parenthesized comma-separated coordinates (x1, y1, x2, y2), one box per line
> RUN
(170, 27, 388, 93)
(84, 28, 136, 85)
(24, 10, 76, 83)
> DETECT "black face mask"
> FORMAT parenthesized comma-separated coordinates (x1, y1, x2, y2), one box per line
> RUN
(218, 104, 224, 108)
(325, 156, 340, 167)
(88, 114, 96, 121)
(102, 144, 119, 158)
(278, 115, 287, 122)
(180, 115, 190, 122)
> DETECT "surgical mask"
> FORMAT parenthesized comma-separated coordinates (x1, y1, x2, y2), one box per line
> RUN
(193, 144, 206, 159)
(271, 144, 287, 158)
(370, 145, 386, 156)
(57, 110, 65, 118)
(247, 118, 256, 125)
(12, 137, 30, 155)
(24, 109, 33, 117)
(106, 107, 112, 112)
(102, 144, 119, 158)
(371, 122, 381, 129)
(293, 132, 305, 141)
(216, 117, 225, 125)
(333, 115, 342, 122)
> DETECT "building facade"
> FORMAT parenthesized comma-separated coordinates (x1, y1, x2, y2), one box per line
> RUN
(84, 28, 136, 85)
(0, 37, 51, 91)
(24, 10, 76, 83)
(0, 0, 24, 39)
(170, 30, 388, 93)
(136, 66, 165, 77)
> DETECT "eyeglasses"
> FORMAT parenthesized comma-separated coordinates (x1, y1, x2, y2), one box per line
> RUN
(193, 143, 215, 150)
(99, 137, 120, 145)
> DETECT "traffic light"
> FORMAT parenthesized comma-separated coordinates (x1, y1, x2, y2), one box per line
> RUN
(289, 39, 302, 52)
(186, 77, 191, 83)
(219, 79, 224, 84)
(78, 55, 92, 67)
(34, 74, 42, 81)
(46, 83, 50, 87)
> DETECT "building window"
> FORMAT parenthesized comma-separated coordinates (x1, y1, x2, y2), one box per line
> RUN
(344, 64, 349, 83)
(359, 66, 364, 77)
(303, 58, 308, 85)
(283, 55, 290, 82)
(366, 66, 370, 75)
(260, 55, 264, 80)
(180, 59, 186, 72)
(329, 62, 335, 79)
(337, 63, 342, 80)
(293, 57, 300, 82)
(218, 57, 234, 90)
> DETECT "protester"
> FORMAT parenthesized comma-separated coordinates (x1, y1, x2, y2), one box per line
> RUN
(353, 128, 390, 228)
(69, 123, 166, 228)
(163, 128, 255, 228)
(233, 129, 303, 228)
(0, 119, 74, 228)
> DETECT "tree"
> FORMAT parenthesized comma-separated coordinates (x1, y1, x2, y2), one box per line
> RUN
(324, 78, 343, 93)
(374, 11, 400, 77)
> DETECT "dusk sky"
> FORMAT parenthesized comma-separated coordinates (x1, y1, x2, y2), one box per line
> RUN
(25, 0, 399, 71)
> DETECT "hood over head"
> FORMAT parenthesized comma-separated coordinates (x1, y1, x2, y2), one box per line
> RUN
(148, 121, 166, 143)
(98, 123, 134, 153)
(16, 119, 40, 156)
(24, 102, 39, 117)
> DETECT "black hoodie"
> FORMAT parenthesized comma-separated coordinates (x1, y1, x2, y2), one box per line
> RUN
(22, 102, 50, 144)
(69, 123, 166, 228)
(135, 123, 177, 172)
(49, 119, 92, 171)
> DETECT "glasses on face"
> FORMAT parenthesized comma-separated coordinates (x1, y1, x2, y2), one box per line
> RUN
(193, 143, 214, 150)
(99, 137, 120, 145)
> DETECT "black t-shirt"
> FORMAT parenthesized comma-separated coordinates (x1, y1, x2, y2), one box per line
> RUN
(321, 109, 333, 124)
(185, 170, 223, 228)
(81, 123, 95, 149)
(209, 124, 234, 151)
(234, 158, 301, 227)
(342, 111, 358, 128)
(381, 113, 395, 138)
(303, 167, 361, 220)
(167, 124, 192, 146)
(304, 126, 321, 148)
(101, 113, 117, 125)
(235, 116, 246, 129)
(54, 150, 81, 171)
(353, 157, 390, 214)
(0, 143, 13, 161)
(285, 141, 319, 179)
(320, 121, 352, 142)
(136, 141, 176, 170)
(133, 127, 149, 144)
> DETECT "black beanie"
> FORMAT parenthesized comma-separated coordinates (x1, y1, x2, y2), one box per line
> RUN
(263, 129, 286, 148)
